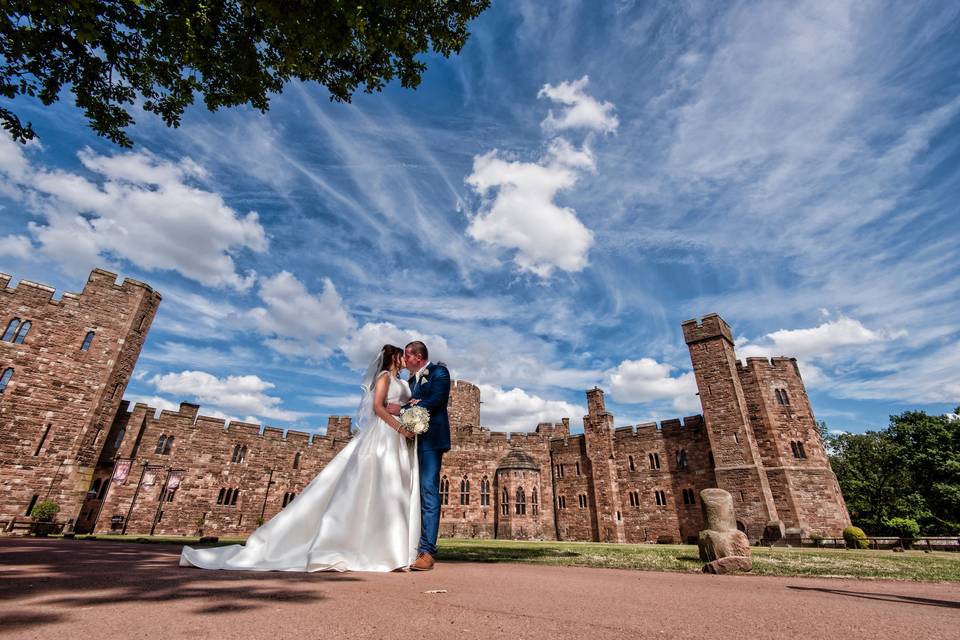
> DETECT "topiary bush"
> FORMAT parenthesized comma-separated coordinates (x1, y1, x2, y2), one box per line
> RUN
(30, 500, 60, 523)
(843, 525, 869, 549)
(884, 517, 920, 539)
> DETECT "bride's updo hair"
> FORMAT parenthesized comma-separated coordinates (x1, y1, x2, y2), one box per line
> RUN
(378, 344, 404, 373)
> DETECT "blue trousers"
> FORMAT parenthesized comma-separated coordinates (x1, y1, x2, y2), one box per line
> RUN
(418, 448, 445, 555)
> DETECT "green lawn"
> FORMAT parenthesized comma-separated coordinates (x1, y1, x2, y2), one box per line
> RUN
(48, 535, 960, 582)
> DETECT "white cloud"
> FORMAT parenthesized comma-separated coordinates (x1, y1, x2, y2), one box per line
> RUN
(309, 394, 362, 408)
(476, 384, 583, 432)
(0, 137, 266, 289)
(247, 271, 355, 359)
(466, 139, 595, 276)
(338, 321, 451, 371)
(605, 358, 700, 413)
(0, 234, 32, 259)
(539, 76, 619, 134)
(737, 316, 900, 361)
(150, 370, 306, 422)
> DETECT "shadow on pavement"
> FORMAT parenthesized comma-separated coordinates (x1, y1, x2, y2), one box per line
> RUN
(0, 538, 363, 631)
(786, 585, 960, 609)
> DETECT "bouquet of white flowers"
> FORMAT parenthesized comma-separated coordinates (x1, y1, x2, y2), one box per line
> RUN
(400, 405, 430, 435)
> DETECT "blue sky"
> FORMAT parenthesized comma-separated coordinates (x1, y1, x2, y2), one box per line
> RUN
(1, 1, 958, 435)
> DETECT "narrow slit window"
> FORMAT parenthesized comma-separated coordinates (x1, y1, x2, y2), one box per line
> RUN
(0, 367, 13, 393)
(155, 435, 167, 454)
(34, 424, 51, 456)
(501, 487, 509, 515)
(12, 320, 30, 344)
(217, 488, 226, 505)
(460, 476, 470, 505)
(531, 488, 538, 516)
(81, 331, 95, 351)
(2, 318, 19, 342)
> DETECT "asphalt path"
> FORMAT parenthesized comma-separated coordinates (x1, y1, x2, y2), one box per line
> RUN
(1, 538, 957, 639)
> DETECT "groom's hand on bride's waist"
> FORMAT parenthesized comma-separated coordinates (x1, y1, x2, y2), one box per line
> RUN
(386, 403, 403, 416)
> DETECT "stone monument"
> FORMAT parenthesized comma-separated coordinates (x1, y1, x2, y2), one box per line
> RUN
(698, 488, 753, 574)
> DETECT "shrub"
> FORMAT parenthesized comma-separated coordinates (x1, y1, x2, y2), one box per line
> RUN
(30, 501, 60, 522)
(884, 517, 920, 539)
(843, 526, 869, 549)
(256, 516, 265, 527)
(809, 532, 825, 547)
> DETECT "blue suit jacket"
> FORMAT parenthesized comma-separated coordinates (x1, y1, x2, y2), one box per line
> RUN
(409, 362, 451, 453)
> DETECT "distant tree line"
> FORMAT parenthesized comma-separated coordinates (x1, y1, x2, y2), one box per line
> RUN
(824, 408, 960, 537)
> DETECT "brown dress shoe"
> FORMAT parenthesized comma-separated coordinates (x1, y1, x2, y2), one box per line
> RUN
(411, 552, 435, 571)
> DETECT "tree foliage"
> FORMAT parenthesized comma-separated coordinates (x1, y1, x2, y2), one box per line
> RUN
(1, 0, 490, 147)
(828, 407, 960, 535)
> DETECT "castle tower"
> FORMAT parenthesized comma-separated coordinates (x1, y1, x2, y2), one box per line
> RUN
(737, 357, 851, 535)
(682, 315, 783, 540)
(0, 269, 161, 529)
(582, 388, 626, 542)
(494, 448, 544, 540)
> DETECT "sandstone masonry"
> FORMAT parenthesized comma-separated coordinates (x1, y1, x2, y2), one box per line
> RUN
(0, 270, 851, 542)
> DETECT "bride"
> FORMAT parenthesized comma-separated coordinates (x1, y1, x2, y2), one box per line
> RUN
(179, 345, 420, 572)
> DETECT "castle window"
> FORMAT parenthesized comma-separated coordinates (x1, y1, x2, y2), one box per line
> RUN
(648, 452, 661, 470)
(224, 488, 233, 505)
(628, 455, 635, 471)
(791, 441, 807, 459)
(137, 314, 148, 332)
(775, 388, 791, 405)
(293, 452, 301, 469)
(98, 478, 110, 500)
(557, 495, 566, 509)
(556, 464, 564, 478)
(531, 488, 538, 516)
(440, 475, 449, 505)
(282, 492, 297, 508)
(460, 476, 470, 505)
(0, 367, 13, 394)
(113, 427, 125, 449)
(654, 490, 666, 506)
(480, 476, 490, 506)
(2, 318, 19, 342)
(515, 488, 526, 515)
(217, 488, 226, 504)
(91, 478, 102, 495)
(231, 444, 247, 464)
(575, 461, 581, 476)
(676, 449, 688, 470)
(231, 489, 239, 506)
(578, 494, 587, 508)
(165, 485, 177, 502)
(161, 436, 174, 455)
(34, 424, 51, 456)
(501, 487, 509, 515)
(81, 331, 95, 351)
(155, 435, 167, 454)
(629, 490, 640, 507)
(739, 490, 744, 502)
(682, 488, 696, 505)
(12, 320, 31, 344)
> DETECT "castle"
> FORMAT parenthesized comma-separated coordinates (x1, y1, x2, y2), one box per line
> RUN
(0, 269, 851, 542)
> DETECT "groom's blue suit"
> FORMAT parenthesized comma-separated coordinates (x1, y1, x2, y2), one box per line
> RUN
(409, 362, 450, 556)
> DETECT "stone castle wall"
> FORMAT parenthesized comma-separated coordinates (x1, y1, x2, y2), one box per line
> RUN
(0, 269, 160, 528)
(1, 270, 851, 542)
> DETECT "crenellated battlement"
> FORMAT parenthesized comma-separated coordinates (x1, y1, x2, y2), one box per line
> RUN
(682, 313, 734, 345)
(613, 415, 705, 440)
(737, 356, 799, 373)
(0, 268, 159, 307)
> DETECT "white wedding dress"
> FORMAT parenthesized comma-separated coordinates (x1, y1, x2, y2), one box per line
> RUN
(179, 373, 419, 572)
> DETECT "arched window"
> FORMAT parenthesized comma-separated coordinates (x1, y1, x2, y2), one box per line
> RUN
(12, 320, 30, 344)
(459, 476, 470, 505)
(676, 449, 688, 470)
(0, 367, 13, 393)
(293, 452, 301, 469)
(231, 444, 246, 463)
(224, 488, 233, 505)
(500, 487, 509, 516)
(231, 489, 239, 505)
(531, 488, 538, 516)
(654, 490, 666, 506)
(217, 488, 226, 504)
(439, 475, 449, 505)
(98, 478, 110, 500)
(161, 436, 174, 455)
(81, 331, 95, 351)
(649, 452, 661, 470)
(480, 476, 490, 506)
(628, 455, 635, 471)
(155, 435, 167, 454)
(2, 318, 20, 342)
(515, 487, 526, 515)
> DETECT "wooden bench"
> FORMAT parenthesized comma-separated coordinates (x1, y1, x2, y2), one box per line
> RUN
(4, 518, 65, 535)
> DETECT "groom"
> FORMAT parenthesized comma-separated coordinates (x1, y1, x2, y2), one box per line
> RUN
(395, 340, 450, 571)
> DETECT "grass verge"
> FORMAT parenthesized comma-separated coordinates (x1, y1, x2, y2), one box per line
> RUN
(27, 535, 960, 581)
